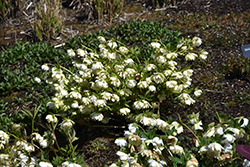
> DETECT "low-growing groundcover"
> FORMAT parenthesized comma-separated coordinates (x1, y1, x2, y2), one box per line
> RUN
(1, 0, 250, 166)
(1, 27, 250, 166)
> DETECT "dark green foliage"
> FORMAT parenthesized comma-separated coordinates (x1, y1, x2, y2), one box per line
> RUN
(0, 41, 75, 129)
(65, 20, 182, 60)
(0, 41, 73, 96)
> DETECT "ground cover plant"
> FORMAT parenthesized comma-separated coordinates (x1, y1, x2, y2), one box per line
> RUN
(1, 0, 250, 166)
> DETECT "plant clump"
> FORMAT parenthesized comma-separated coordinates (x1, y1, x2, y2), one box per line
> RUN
(33, 0, 62, 41)
(44, 36, 206, 125)
(111, 113, 250, 167)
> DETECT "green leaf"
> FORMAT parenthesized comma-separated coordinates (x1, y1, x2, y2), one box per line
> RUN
(52, 156, 64, 166)
(170, 156, 183, 164)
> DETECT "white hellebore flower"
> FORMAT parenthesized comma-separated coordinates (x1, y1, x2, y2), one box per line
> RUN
(151, 42, 161, 49)
(141, 149, 154, 158)
(31, 132, 41, 141)
(163, 69, 172, 77)
(157, 56, 167, 64)
(107, 52, 116, 60)
(124, 58, 134, 65)
(152, 73, 165, 84)
(240, 118, 249, 128)
(12, 124, 22, 134)
(92, 62, 104, 71)
(124, 68, 136, 78)
(146, 77, 152, 84)
(62, 161, 82, 167)
(119, 46, 129, 54)
(166, 52, 178, 59)
(172, 72, 183, 79)
(178, 93, 195, 105)
(243, 159, 250, 167)
(94, 99, 106, 107)
(98, 36, 106, 43)
(116, 151, 129, 161)
(34, 77, 41, 83)
(0, 154, 9, 165)
(101, 92, 112, 101)
(71, 101, 79, 108)
(119, 108, 130, 116)
(137, 81, 148, 89)
(167, 136, 178, 146)
(41, 64, 49, 71)
(90, 112, 104, 121)
(140, 117, 156, 126)
(204, 127, 216, 137)
(224, 143, 233, 153)
(194, 90, 202, 97)
(168, 61, 177, 70)
(77, 49, 87, 57)
(148, 85, 156, 92)
(185, 53, 198, 61)
(186, 155, 199, 167)
(181, 46, 188, 50)
(37, 135, 48, 148)
(95, 79, 108, 89)
(193, 121, 203, 131)
(152, 137, 164, 146)
(207, 142, 224, 158)
(111, 94, 120, 102)
(19, 154, 36, 167)
(199, 145, 208, 154)
(0, 130, 9, 149)
(226, 127, 244, 139)
(109, 163, 118, 167)
(145, 64, 156, 71)
(147, 159, 162, 167)
(128, 123, 137, 134)
(166, 80, 178, 89)
(16, 141, 35, 153)
(183, 69, 193, 77)
(200, 50, 208, 60)
(67, 49, 75, 57)
(169, 145, 184, 155)
(127, 157, 138, 166)
(110, 77, 121, 87)
(133, 101, 144, 110)
(170, 121, 183, 135)
(222, 134, 236, 144)
(156, 119, 168, 131)
(216, 127, 224, 135)
(60, 119, 74, 130)
(142, 100, 151, 109)
(126, 79, 137, 88)
(192, 37, 202, 47)
(114, 138, 127, 147)
(45, 114, 58, 124)
(107, 41, 118, 49)
(39, 161, 53, 167)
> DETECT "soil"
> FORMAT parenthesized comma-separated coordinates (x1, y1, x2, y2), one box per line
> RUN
(1, 0, 250, 166)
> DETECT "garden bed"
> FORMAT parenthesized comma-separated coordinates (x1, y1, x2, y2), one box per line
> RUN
(1, 0, 250, 166)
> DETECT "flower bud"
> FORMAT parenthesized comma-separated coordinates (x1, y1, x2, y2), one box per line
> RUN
(12, 124, 22, 134)
(60, 119, 74, 130)
(128, 134, 142, 146)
